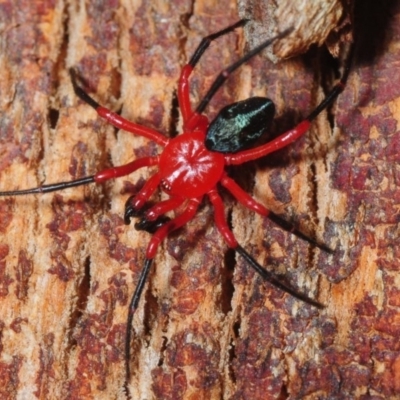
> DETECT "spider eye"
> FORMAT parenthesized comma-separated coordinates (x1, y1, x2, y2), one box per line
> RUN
(205, 97, 275, 153)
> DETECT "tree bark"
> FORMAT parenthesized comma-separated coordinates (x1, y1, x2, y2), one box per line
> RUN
(0, 0, 399, 399)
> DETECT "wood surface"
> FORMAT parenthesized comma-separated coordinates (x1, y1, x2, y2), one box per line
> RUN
(0, 0, 399, 399)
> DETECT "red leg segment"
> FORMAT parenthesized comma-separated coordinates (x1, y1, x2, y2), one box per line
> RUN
(178, 65, 209, 132)
(146, 198, 201, 258)
(71, 69, 169, 147)
(178, 65, 194, 124)
(144, 197, 185, 221)
(177, 20, 248, 132)
(128, 172, 162, 211)
(208, 190, 238, 249)
(221, 173, 332, 252)
(220, 173, 269, 216)
(94, 156, 159, 183)
(96, 107, 168, 147)
(226, 120, 311, 165)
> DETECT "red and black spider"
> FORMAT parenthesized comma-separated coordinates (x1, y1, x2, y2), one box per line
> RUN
(0, 20, 352, 390)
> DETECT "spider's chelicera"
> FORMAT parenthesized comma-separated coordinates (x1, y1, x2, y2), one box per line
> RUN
(0, 20, 352, 390)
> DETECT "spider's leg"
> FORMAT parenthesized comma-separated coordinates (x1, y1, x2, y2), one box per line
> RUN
(226, 45, 354, 165)
(220, 173, 333, 253)
(178, 20, 247, 123)
(142, 197, 185, 221)
(94, 156, 159, 183)
(194, 28, 293, 115)
(70, 69, 168, 147)
(264, 213, 333, 254)
(208, 189, 323, 308)
(123, 258, 153, 399)
(133, 197, 185, 233)
(188, 20, 248, 68)
(235, 246, 323, 308)
(125, 197, 201, 389)
(124, 172, 162, 224)
(144, 197, 201, 259)
(179, 21, 292, 129)
(0, 157, 158, 196)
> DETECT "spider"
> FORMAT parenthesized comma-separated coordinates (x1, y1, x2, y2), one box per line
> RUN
(0, 20, 352, 391)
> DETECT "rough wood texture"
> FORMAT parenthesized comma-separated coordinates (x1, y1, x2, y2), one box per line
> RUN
(238, 0, 352, 58)
(0, 0, 399, 399)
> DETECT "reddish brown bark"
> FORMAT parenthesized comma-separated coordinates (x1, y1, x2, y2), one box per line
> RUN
(0, 1, 399, 399)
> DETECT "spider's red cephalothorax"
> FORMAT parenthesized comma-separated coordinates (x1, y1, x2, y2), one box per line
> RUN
(158, 131, 225, 197)
(0, 19, 353, 394)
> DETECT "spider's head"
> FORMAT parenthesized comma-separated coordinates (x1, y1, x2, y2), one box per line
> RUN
(205, 97, 275, 153)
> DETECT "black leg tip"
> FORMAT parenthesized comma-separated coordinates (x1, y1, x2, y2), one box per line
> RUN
(134, 216, 171, 234)
(69, 67, 100, 110)
(124, 196, 140, 225)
